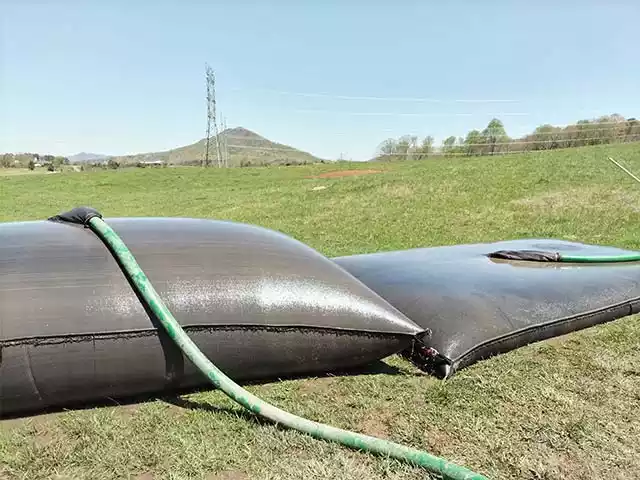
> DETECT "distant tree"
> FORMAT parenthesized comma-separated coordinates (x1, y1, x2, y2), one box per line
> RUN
(377, 138, 399, 159)
(396, 135, 419, 160)
(626, 118, 640, 142)
(377, 136, 420, 160)
(47, 163, 55, 172)
(598, 114, 626, 144)
(464, 130, 484, 155)
(52, 156, 67, 168)
(441, 136, 457, 155)
(28, 159, 35, 170)
(417, 135, 434, 159)
(107, 159, 120, 169)
(482, 118, 509, 154)
(42, 154, 55, 164)
(530, 124, 563, 150)
(0, 154, 12, 168)
(372, 111, 639, 162)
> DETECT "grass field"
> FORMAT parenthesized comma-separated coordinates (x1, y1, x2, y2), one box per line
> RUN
(1, 143, 640, 479)
(0, 168, 49, 177)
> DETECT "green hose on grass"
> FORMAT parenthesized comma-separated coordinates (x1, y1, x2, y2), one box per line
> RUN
(87, 216, 488, 480)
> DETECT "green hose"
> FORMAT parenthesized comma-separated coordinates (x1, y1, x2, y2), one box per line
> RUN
(557, 156, 640, 264)
(559, 253, 640, 263)
(87, 216, 488, 480)
(489, 250, 640, 264)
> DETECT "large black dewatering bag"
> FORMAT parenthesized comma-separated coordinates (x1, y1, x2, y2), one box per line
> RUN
(334, 239, 640, 378)
(0, 217, 426, 417)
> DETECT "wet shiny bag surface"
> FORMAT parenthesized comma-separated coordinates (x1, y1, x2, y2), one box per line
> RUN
(0, 218, 424, 417)
(334, 239, 640, 378)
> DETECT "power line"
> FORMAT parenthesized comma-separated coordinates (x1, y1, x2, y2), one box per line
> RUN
(507, 118, 636, 130)
(312, 123, 638, 141)
(512, 126, 637, 137)
(377, 137, 639, 158)
(375, 127, 638, 140)
(377, 134, 635, 151)
(456, 134, 632, 148)
(291, 109, 530, 117)
(187, 135, 640, 157)
(206, 125, 634, 152)
(230, 86, 520, 104)
(191, 137, 640, 161)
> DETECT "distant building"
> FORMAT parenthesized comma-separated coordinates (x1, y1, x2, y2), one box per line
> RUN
(139, 160, 165, 167)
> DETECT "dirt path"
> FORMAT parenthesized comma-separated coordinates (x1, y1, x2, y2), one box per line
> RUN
(308, 169, 383, 179)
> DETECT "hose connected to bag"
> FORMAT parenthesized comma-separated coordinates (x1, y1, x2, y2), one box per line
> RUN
(558, 253, 640, 263)
(554, 157, 640, 263)
(86, 215, 488, 480)
(488, 249, 640, 264)
(559, 156, 640, 263)
(491, 155, 640, 264)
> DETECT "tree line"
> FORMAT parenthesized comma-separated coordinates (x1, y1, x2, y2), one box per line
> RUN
(375, 113, 640, 160)
(0, 153, 70, 170)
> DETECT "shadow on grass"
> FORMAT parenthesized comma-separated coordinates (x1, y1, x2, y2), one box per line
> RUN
(1, 359, 425, 423)
(162, 396, 269, 427)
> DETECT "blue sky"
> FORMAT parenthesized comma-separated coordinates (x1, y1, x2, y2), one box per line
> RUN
(1, 1, 638, 161)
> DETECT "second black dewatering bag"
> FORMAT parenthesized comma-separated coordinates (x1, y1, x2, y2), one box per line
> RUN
(334, 239, 640, 378)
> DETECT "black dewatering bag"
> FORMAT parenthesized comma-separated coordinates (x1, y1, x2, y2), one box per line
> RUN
(5, 209, 638, 418)
(334, 238, 640, 378)
(0, 216, 427, 417)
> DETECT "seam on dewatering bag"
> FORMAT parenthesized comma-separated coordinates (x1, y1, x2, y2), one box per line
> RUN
(80, 218, 428, 342)
(449, 296, 640, 375)
(0, 324, 409, 348)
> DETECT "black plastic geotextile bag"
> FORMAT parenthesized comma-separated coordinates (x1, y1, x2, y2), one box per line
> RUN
(334, 239, 640, 378)
(0, 216, 426, 416)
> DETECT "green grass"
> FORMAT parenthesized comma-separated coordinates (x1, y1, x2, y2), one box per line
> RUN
(0, 168, 48, 176)
(1, 143, 640, 480)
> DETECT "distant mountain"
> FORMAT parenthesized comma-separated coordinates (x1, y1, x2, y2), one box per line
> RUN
(69, 152, 109, 163)
(106, 127, 325, 167)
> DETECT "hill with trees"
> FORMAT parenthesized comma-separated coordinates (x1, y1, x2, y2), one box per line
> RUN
(105, 127, 324, 167)
(68, 152, 109, 163)
(373, 114, 640, 161)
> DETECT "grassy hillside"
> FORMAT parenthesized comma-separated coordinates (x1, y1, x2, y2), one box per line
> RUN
(1, 142, 640, 480)
(106, 127, 324, 167)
